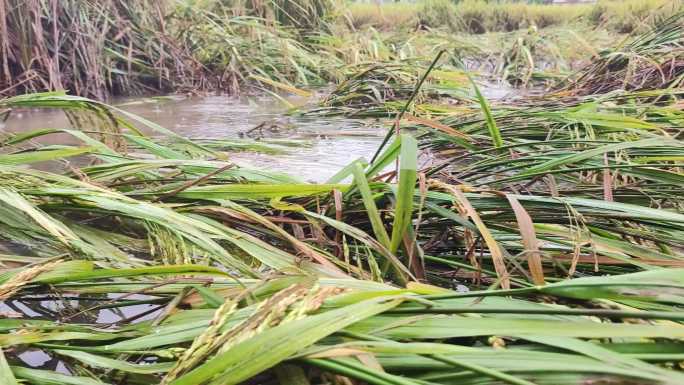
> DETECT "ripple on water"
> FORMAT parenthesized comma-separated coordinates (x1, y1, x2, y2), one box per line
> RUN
(2, 95, 386, 182)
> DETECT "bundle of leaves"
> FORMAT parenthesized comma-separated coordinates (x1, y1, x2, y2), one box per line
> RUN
(555, 10, 684, 95)
(318, 62, 472, 117)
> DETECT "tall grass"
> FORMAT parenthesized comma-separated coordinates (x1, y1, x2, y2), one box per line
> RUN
(0, 0, 204, 99)
(0, 0, 338, 98)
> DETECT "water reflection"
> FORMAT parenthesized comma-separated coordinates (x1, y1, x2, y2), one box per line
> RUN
(0, 293, 163, 324)
(0, 291, 167, 369)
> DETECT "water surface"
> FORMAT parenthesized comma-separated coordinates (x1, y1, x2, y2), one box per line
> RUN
(2, 95, 386, 182)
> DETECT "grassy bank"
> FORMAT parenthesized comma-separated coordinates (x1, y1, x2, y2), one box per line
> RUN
(1, 0, 680, 99)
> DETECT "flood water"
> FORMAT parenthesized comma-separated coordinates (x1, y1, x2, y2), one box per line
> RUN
(1, 94, 387, 182)
(1, 82, 521, 182)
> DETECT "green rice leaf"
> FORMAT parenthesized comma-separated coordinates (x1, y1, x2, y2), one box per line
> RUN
(170, 296, 404, 385)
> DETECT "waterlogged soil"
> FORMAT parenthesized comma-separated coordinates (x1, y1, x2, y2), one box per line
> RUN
(0, 293, 165, 371)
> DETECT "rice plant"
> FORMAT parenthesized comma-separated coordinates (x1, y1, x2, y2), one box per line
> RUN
(1, 88, 683, 384)
(311, 62, 472, 118)
(556, 10, 684, 95)
(0, 0, 655, 100)
(0, 0, 206, 98)
(1, 3, 684, 384)
(0, 0, 338, 98)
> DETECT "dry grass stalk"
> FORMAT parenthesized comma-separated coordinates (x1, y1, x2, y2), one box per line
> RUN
(428, 179, 511, 289)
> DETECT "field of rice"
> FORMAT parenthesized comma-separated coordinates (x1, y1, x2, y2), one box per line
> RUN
(1, 1, 683, 384)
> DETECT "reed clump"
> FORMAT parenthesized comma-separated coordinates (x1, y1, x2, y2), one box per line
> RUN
(0, 0, 203, 99)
